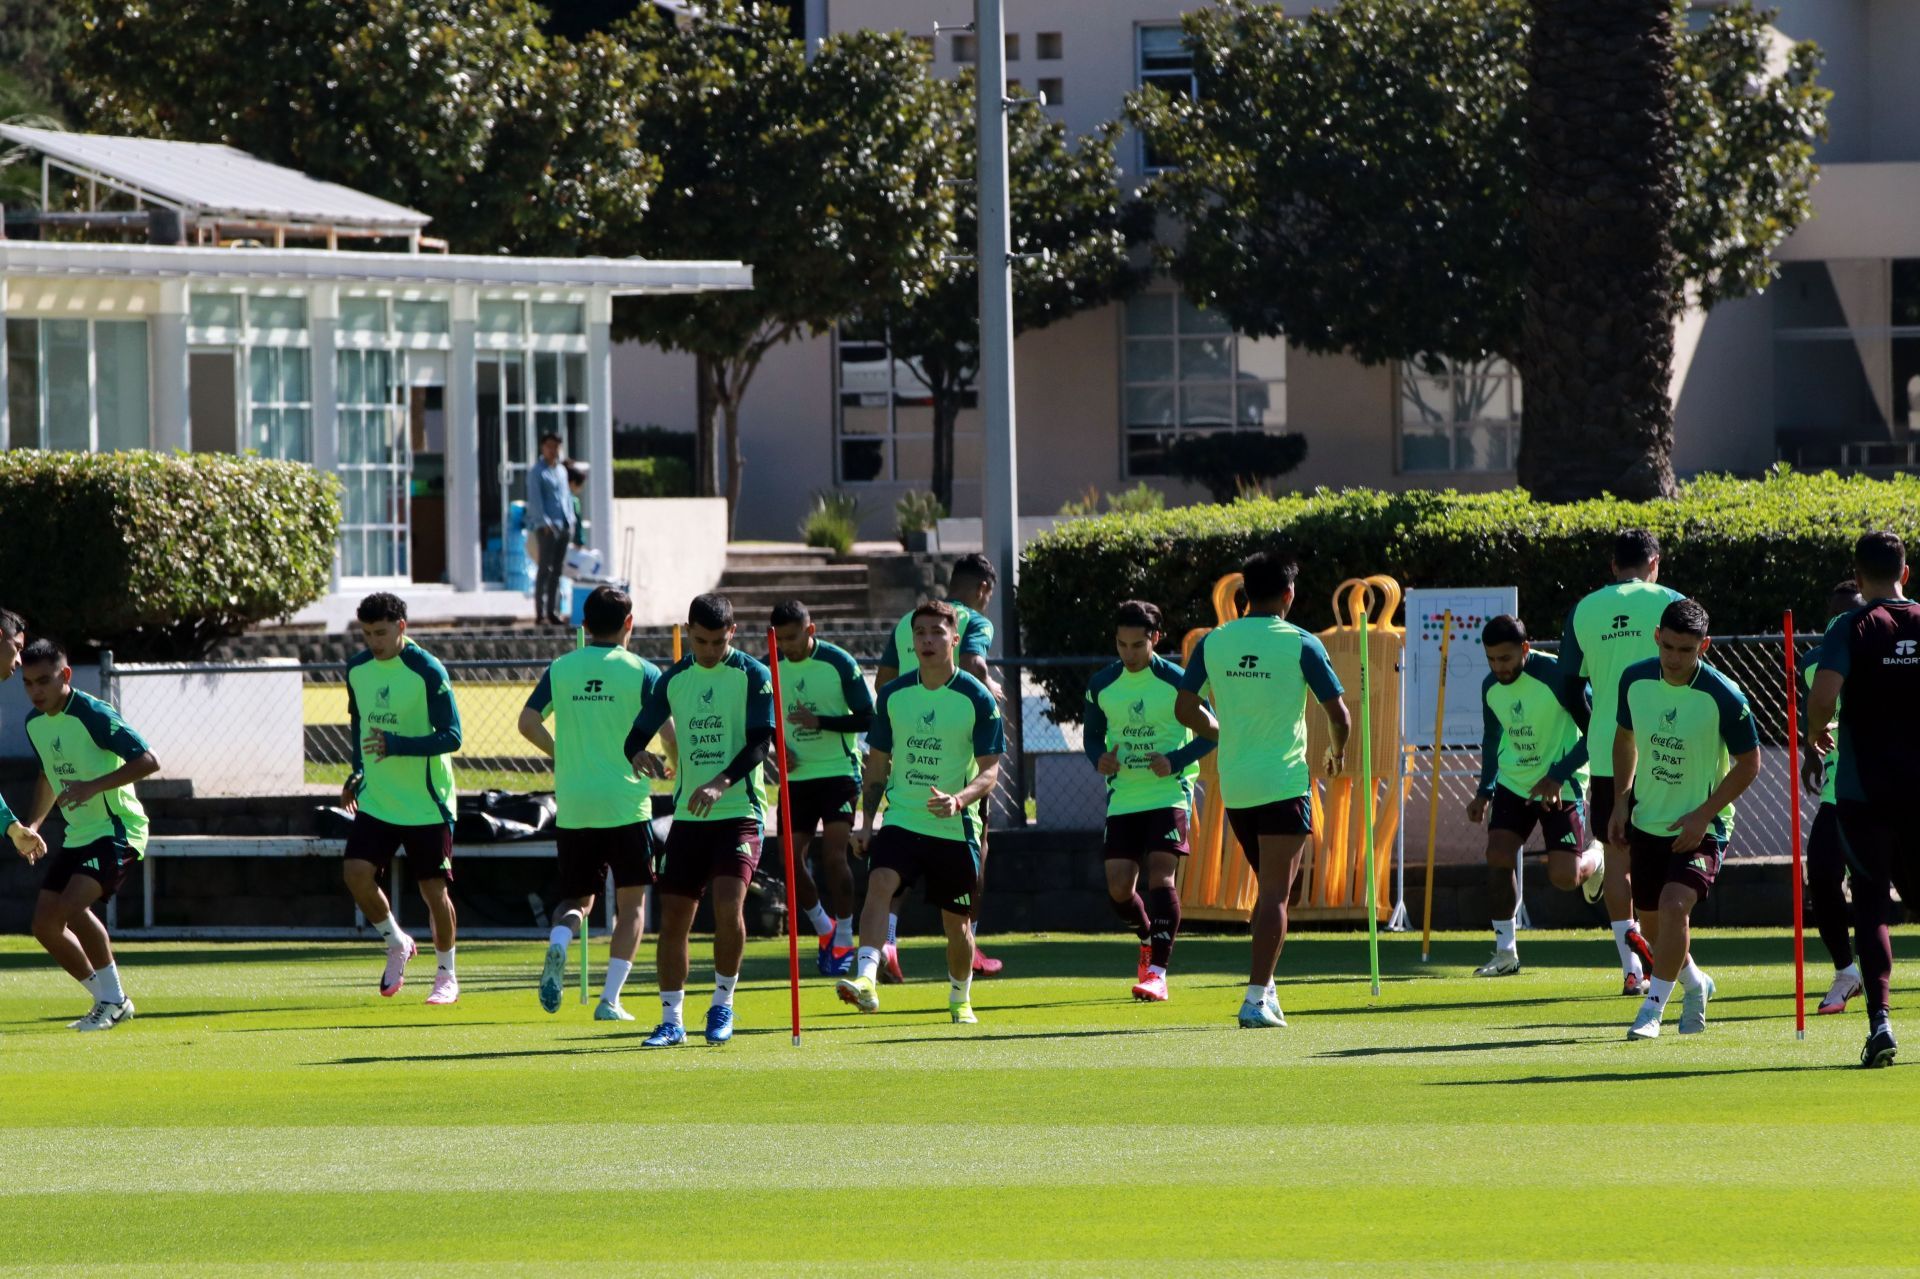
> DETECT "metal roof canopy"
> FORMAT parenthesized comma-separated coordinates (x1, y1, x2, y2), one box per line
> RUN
(0, 125, 433, 248)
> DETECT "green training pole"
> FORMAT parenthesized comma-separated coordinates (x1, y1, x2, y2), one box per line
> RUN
(1360, 606, 1380, 997)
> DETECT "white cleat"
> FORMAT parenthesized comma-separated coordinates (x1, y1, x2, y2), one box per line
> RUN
(1819, 965, 1863, 1016)
(594, 1000, 635, 1022)
(1677, 972, 1716, 1035)
(1473, 949, 1522, 978)
(1580, 843, 1608, 905)
(67, 1001, 104, 1030)
(74, 999, 134, 1032)
(1626, 1001, 1663, 1041)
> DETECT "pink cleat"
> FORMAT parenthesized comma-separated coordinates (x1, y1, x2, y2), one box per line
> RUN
(1132, 971, 1168, 1002)
(426, 971, 460, 1005)
(971, 947, 1004, 977)
(880, 943, 906, 985)
(380, 937, 416, 997)
(1136, 943, 1152, 983)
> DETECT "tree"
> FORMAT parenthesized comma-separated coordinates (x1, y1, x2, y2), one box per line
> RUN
(1129, 0, 1827, 497)
(611, 3, 950, 530)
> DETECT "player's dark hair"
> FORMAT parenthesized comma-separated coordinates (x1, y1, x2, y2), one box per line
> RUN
(1612, 529, 1661, 570)
(0, 608, 23, 639)
(1114, 599, 1163, 632)
(565, 461, 588, 487)
(689, 593, 733, 630)
(583, 585, 631, 637)
(912, 599, 960, 632)
(1241, 551, 1299, 603)
(1660, 598, 1710, 638)
(1481, 614, 1527, 647)
(1854, 530, 1906, 583)
(356, 592, 407, 624)
(949, 552, 997, 591)
(770, 599, 810, 628)
(538, 430, 563, 447)
(1830, 578, 1864, 607)
(20, 637, 66, 669)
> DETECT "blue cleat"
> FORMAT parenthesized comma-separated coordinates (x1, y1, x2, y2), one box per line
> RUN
(642, 1021, 686, 1048)
(1237, 998, 1285, 1029)
(705, 1004, 735, 1045)
(538, 942, 567, 1015)
(1677, 971, 1716, 1035)
(817, 940, 856, 977)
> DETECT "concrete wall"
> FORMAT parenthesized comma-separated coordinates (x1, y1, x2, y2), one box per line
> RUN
(610, 497, 731, 624)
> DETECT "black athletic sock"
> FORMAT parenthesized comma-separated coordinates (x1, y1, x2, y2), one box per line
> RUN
(1110, 891, 1150, 941)
(1147, 886, 1181, 970)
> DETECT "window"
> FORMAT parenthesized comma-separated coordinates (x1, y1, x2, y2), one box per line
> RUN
(394, 299, 450, 335)
(1398, 357, 1521, 473)
(1005, 33, 1020, 61)
(1137, 26, 1198, 171)
(3, 318, 150, 453)
(1037, 31, 1063, 60)
(1122, 293, 1286, 477)
(834, 322, 977, 485)
(1038, 77, 1064, 104)
(248, 345, 311, 462)
(336, 349, 409, 578)
(479, 299, 525, 336)
(951, 32, 977, 63)
(531, 302, 585, 336)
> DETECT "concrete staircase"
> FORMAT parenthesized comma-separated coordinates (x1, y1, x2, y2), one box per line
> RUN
(715, 545, 871, 625)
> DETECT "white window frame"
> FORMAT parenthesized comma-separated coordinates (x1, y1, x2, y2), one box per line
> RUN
(1136, 24, 1199, 174)
(186, 289, 314, 462)
(831, 325, 979, 487)
(3, 316, 152, 453)
(1120, 291, 1287, 480)
(1396, 356, 1523, 475)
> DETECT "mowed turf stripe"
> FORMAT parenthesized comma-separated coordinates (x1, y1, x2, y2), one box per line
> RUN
(0, 1268, 1914, 1279)
(1, 1120, 1911, 1192)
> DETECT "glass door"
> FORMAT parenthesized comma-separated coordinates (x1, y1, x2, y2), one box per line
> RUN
(476, 354, 529, 584)
(336, 348, 410, 579)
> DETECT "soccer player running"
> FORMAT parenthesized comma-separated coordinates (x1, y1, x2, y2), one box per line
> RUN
(1174, 552, 1350, 1029)
(627, 593, 775, 1047)
(1, 608, 49, 864)
(837, 601, 1005, 1024)
(1808, 531, 1920, 1067)
(874, 551, 1006, 979)
(518, 585, 668, 1022)
(1467, 615, 1604, 976)
(341, 593, 464, 1005)
(770, 599, 874, 977)
(1559, 528, 1680, 995)
(1801, 579, 1866, 1016)
(1611, 599, 1760, 1042)
(1083, 600, 1214, 1001)
(15, 638, 159, 1030)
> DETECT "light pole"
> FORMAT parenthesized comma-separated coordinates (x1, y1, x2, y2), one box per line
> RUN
(974, 0, 1019, 655)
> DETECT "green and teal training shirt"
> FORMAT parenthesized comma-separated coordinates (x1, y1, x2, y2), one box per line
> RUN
(1616, 657, 1758, 843)
(880, 600, 993, 673)
(1083, 655, 1215, 817)
(869, 669, 1004, 848)
(777, 639, 874, 783)
(1803, 613, 1848, 807)
(346, 639, 462, 828)
(1178, 615, 1344, 809)
(629, 649, 775, 825)
(1559, 578, 1686, 777)
(26, 688, 151, 852)
(525, 644, 661, 829)
(1477, 651, 1589, 803)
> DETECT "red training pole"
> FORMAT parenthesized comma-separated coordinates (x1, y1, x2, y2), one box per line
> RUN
(767, 626, 803, 1046)
(1784, 611, 1806, 1040)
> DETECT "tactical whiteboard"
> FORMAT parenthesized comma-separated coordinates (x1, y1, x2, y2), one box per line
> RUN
(1403, 587, 1520, 748)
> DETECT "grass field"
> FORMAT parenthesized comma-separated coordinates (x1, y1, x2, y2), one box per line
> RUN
(2, 928, 1915, 1276)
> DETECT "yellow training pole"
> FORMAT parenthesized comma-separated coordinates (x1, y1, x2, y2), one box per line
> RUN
(1420, 611, 1454, 961)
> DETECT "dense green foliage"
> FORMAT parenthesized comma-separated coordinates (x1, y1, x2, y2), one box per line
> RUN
(0, 450, 338, 658)
(799, 491, 861, 555)
(610, 457, 692, 499)
(1165, 431, 1309, 502)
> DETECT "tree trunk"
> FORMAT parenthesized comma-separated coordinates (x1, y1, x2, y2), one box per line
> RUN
(719, 383, 746, 540)
(930, 385, 960, 513)
(694, 353, 721, 499)
(1515, 0, 1679, 503)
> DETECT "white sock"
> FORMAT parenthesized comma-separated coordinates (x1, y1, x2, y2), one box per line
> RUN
(833, 915, 854, 947)
(1612, 920, 1644, 977)
(950, 973, 972, 1003)
(805, 903, 833, 936)
(1147, 964, 1167, 977)
(548, 923, 574, 951)
(436, 948, 455, 975)
(602, 957, 633, 1005)
(95, 962, 126, 1005)
(1642, 977, 1675, 1019)
(1264, 980, 1276, 1002)
(1492, 918, 1517, 953)
(661, 989, 685, 1025)
(79, 970, 102, 1000)
(1245, 983, 1267, 1004)
(887, 913, 899, 945)
(1678, 958, 1705, 992)
(712, 971, 739, 1009)
(373, 914, 403, 946)
(856, 946, 881, 981)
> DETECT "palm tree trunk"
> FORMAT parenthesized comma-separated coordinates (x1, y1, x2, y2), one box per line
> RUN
(694, 353, 721, 499)
(931, 390, 960, 513)
(1516, 0, 1679, 502)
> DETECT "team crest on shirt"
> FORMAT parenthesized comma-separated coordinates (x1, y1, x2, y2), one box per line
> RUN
(701, 687, 716, 706)
(376, 686, 391, 708)
(50, 736, 62, 757)
(795, 677, 808, 693)
(1128, 698, 1147, 724)
(921, 708, 937, 726)
(1511, 698, 1524, 717)
(1663, 707, 1678, 726)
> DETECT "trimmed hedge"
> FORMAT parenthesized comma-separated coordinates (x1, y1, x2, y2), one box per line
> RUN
(612, 456, 693, 498)
(0, 451, 339, 659)
(1019, 468, 1920, 712)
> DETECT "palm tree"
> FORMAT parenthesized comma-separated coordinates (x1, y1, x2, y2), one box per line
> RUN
(1515, 0, 1679, 501)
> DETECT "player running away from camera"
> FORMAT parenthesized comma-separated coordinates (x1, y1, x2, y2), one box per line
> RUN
(837, 601, 1005, 1024)
(1559, 528, 1681, 995)
(875, 551, 1005, 979)
(1808, 531, 1920, 1068)
(0, 608, 49, 865)
(1083, 600, 1214, 1002)
(1612, 599, 1760, 1042)
(1175, 552, 1350, 1030)
(341, 592, 464, 1006)
(628, 593, 775, 1047)
(1800, 579, 1867, 1017)
(519, 585, 671, 1022)
(16, 638, 159, 1031)
(770, 599, 874, 977)
(1467, 615, 1602, 978)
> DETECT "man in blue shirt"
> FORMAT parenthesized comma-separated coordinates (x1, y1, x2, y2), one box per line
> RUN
(528, 432, 574, 626)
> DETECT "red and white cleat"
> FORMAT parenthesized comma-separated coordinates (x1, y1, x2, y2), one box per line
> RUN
(1818, 966, 1863, 1015)
(1136, 944, 1152, 983)
(1621, 972, 1649, 998)
(380, 937, 416, 997)
(1132, 971, 1168, 1003)
(1623, 926, 1655, 973)
(880, 943, 906, 985)
(971, 947, 1004, 977)
(426, 971, 460, 1006)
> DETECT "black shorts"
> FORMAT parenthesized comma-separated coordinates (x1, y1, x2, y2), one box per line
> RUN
(1836, 800, 1920, 905)
(1628, 827, 1725, 911)
(1487, 786, 1587, 850)
(1806, 804, 1849, 889)
(659, 818, 761, 900)
(1227, 796, 1313, 868)
(555, 823, 655, 900)
(1590, 782, 1633, 845)
(1104, 807, 1191, 860)
(785, 776, 859, 837)
(344, 813, 455, 882)
(41, 837, 140, 902)
(870, 825, 981, 916)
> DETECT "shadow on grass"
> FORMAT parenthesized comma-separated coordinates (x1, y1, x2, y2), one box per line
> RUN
(1434, 1063, 1849, 1085)
(1314, 1035, 1586, 1058)
(868, 1026, 1186, 1046)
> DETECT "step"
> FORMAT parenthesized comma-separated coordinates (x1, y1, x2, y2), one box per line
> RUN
(723, 544, 838, 568)
(718, 563, 869, 587)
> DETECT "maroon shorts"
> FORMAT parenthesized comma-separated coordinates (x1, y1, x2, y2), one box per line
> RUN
(344, 813, 455, 882)
(1591, 783, 1632, 845)
(555, 822, 655, 900)
(1628, 829, 1726, 911)
(41, 838, 140, 902)
(659, 818, 762, 899)
(1103, 807, 1191, 860)
(1227, 796, 1313, 868)
(1487, 786, 1588, 850)
(785, 775, 859, 836)
(869, 825, 980, 916)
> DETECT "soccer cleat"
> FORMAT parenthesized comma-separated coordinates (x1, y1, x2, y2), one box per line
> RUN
(67, 1001, 105, 1030)
(1622, 972, 1650, 997)
(1137, 944, 1152, 983)
(1237, 998, 1286, 1029)
(971, 947, 1004, 976)
(1473, 949, 1522, 978)
(1819, 966, 1863, 1016)
(880, 943, 906, 985)
(1580, 844, 1608, 905)
(73, 999, 134, 1032)
(949, 999, 978, 1025)
(594, 1001, 635, 1022)
(1678, 972, 1716, 1035)
(426, 972, 459, 1006)
(1862, 1021, 1898, 1069)
(1132, 972, 1169, 1002)
(836, 974, 880, 1013)
(539, 941, 568, 1014)
(380, 936, 417, 997)
(1627, 1001, 1663, 1041)
(821, 946, 856, 977)
(704, 1004, 735, 1045)
(642, 1021, 686, 1048)
(1623, 926, 1655, 974)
